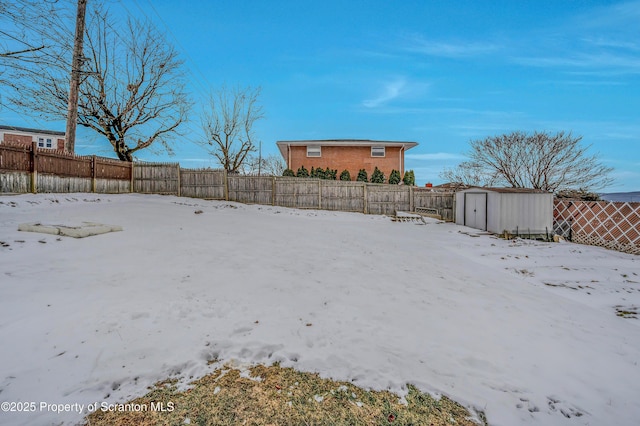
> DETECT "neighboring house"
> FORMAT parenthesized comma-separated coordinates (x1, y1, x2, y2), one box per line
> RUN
(0, 125, 66, 151)
(276, 139, 418, 180)
(432, 182, 470, 192)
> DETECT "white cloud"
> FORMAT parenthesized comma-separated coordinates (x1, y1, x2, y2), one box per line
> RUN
(362, 78, 407, 108)
(403, 36, 500, 58)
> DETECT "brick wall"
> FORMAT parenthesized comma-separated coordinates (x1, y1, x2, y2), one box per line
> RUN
(1, 133, 67, 152)
(288, 145, 405, 180)
(3, 133, 32, 145)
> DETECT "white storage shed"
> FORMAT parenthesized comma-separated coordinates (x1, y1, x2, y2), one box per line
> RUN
(455, 187, 553, 236)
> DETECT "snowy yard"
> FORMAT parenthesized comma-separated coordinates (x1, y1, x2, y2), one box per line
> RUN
(1, 193, 639, 426)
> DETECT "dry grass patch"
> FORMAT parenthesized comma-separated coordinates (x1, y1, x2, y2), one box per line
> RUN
(85, 363, 486, 426)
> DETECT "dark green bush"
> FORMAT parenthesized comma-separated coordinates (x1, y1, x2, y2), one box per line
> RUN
(356, 169, 368, 182)
(339, 170, 351, 181)
(389, 169, 401, 185)
(403, 170, 415, 186)
(296, 165, 309, 178)
(325, 167, 337, 180)
(282, 168, 295, 177)
(370, 167, 385, 184)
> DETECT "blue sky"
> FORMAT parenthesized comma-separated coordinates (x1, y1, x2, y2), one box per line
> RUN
(3, 0, 639, 191)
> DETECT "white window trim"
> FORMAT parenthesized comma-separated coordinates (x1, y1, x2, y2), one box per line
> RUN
(307, 145, 321, 157)
(38, 137, 45, 148)
(371, 146, 385, 157)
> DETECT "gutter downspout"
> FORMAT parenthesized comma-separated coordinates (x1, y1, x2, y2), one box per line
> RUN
(400, 145, 405, 174)
(288, 144, 291, 169)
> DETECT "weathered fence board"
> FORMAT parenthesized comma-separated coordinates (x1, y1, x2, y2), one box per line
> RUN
(0, 142, 132, 193)
(0, 142, 31, 172)
(413, 189, 455, 221)
(275, 178, 320, 209)
(367, 185, 411, 215)
(228, 176, 274, 204)
(180, 169, 225, 199)
(0, 171, 30, 193)
(95, 158, 131, 180)
(36, 175, 91, 193)
(320, 181, 365, 212)
(133, 163, 180, 195)
(95, 178, 131, 194)
(37, 152, 92, 178)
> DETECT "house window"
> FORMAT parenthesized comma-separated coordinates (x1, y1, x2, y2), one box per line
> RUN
(307, 145, 321, 157)
(46, 138, 52, 148)
(371, 146, 385, 157)
(38, 137, 45, 148)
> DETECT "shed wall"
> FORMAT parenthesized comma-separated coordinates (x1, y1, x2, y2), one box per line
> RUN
(495, 193, 553, 235)
(456, 189, 553, 235)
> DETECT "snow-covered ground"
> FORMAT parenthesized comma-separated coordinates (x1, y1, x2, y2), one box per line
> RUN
(1, 193, 639, 426)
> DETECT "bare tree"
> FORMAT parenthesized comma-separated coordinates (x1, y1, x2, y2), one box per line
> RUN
(4, 5, 190, 161)
(0, 0, 70, 98)
(440, 161, 500, 188)
(440, 131, 613, 192)
(0, 1, 62, 58)
(242, 153, 286, 176)
(201, 86, 264, 173)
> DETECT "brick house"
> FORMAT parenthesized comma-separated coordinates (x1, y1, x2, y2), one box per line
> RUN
(0, 125, 66, 151)
(276, 139, 418, 180)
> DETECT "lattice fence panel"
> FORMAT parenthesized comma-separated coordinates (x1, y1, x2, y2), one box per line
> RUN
(554, 200, 640, 255)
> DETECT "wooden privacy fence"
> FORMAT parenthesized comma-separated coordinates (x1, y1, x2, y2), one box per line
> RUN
(554, 199, 640, 255)
(0, 141, 131, 193)
(1, 154, 455, 219)
(133, 162, 181, 195)
(413, 189, 455, 221)
(131, 164, 456, 219)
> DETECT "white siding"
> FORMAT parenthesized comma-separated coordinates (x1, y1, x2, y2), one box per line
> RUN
(497, 193, 553, 235)
(456, 188, 553, 235)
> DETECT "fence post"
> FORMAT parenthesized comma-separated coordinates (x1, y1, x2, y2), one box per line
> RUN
(409, 185, 414, 212)
(176, 163, 181, 197)
(224, 169, 229, 201)
(272, 176, 276, 206)
(318, 179, 322, 209)
(91, 155, 97, 193)
(30, 141, 38, 194)
(452, 194, 456, 222)
(130, 162, 134, 193)
(363, 183, 368, 214)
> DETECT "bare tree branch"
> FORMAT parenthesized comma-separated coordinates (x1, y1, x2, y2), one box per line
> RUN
(200, 86, 264, 173)
(440, 131, 613, 192)
(3, 4, 190, 161)
(242, 153, 286, 176)
(0, 0, 70, 92)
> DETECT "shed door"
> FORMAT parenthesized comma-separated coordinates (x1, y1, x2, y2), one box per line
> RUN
(465, 193, 487, 231)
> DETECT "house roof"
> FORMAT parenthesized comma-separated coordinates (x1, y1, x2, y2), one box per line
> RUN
(276, 139, 418, 159)
(434, 182, 471, 191)
(0, 125, 65, 136)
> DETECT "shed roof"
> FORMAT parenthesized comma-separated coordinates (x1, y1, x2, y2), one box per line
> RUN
(461, 187, 551, 194)
(0, 125, 65, 136)
(276, 139, 418, 159)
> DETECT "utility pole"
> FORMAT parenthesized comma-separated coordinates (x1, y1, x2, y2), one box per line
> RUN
(64, 0, 87, 153)
(258, 140, 262, 176)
